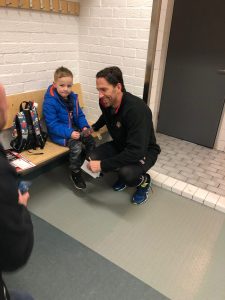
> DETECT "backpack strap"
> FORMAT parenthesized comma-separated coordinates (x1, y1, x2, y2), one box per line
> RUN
(18, 111, 29, 140)
(29, 102, 47, 149)
(10, 111, 29, 152)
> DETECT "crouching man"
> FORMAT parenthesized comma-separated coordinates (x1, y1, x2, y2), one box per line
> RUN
(88, 66, 161, 205)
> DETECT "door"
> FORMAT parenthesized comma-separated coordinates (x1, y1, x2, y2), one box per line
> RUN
(157, 0, 225, 148)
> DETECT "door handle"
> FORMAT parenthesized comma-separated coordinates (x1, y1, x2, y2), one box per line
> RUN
(217, 69, 225, 75)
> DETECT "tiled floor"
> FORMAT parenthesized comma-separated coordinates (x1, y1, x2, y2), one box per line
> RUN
(150, 133, 225, 213)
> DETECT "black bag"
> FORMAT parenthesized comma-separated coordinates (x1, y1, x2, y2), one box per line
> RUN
(10, 101, 47, 153)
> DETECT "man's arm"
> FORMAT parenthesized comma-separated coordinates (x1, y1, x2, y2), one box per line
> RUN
(91, 114, 106, 131)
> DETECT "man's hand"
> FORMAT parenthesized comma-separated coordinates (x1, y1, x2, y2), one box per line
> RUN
(81, 127, 93, 138)
(87, 160, 101, 173)
(71, 131, 80, 140)
(18, 191, 30, 207)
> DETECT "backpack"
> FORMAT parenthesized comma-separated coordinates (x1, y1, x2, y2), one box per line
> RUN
(10, 101, 47, 153)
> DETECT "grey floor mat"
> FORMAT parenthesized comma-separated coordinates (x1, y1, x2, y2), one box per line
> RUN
(4, 214, 169, 300)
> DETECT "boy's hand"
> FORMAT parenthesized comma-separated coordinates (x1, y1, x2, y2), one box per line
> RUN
(87, 160, 101, 173)
(71, 131, 80, 140)
(18, 190, 30, 207)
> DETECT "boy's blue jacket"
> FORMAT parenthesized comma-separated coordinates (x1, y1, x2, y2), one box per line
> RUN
(43, 85, 89, 146)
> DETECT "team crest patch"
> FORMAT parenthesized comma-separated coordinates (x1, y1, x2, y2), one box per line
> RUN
(116, 121, 122, 128)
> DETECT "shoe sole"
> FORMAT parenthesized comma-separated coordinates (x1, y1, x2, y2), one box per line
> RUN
(132, 197, 149, 205)
(132, 193, 149, 205)
(70, 176, 86, 190)
(113, 185, 127, 192)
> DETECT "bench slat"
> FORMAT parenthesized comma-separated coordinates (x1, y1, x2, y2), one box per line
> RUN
(18, 141, 69, 173)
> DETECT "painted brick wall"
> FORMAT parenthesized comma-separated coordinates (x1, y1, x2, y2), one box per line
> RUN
(0, 8, 79, 95)
(79, 0, 153, 122)
(215, 109, 225, 152)
(1, 2, 223, 151)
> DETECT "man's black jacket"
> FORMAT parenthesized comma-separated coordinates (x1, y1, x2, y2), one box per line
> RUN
(92, 92, 161, 172)
(0, 143, 33, 300)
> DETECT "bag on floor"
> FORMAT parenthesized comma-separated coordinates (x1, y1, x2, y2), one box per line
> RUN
(10, 101, 47, 153)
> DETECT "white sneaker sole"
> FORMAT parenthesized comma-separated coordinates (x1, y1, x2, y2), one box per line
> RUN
(132, 193, 149, 205)
(113, 185, 127, 192)
(70, 176, 86, 190)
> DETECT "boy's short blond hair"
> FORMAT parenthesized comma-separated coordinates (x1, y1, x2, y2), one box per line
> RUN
(54, 66, 73, 82)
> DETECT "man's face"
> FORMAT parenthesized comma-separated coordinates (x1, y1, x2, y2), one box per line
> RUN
(96, 77, 121, 108)
(0, 85, 7, 130)
(54, 76, 73, 99)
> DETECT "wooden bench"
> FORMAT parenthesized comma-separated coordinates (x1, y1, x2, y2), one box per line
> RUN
(4, 83, 107, 174)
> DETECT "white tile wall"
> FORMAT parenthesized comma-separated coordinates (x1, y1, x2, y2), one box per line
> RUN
(1, 1, 224, 152)
(152, 173, 168, 187)
(172, 181, 187, 196)
(215, 107, 225, 152)
(204, 193, 220, 209)
(193, 188, 208, 204)
(216, 196, 225, 213)
(79, 0, 153, 121)
(0, 8, 79, 95)
(149, 0, 172, 128)
(162, 176, 177, 191)
(182, 184, 198, 200)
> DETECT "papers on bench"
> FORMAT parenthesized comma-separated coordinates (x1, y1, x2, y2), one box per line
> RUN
(5, 149, 36, 172)
(81, 159, 100, 178)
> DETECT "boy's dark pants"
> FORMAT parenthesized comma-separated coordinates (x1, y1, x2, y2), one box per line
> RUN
(67, 135, 95, 172)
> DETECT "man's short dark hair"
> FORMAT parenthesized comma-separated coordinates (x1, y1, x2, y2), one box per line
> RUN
(96, 66, 126, 92)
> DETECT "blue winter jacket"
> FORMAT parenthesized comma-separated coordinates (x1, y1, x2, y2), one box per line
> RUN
(43, 85, 89, 146)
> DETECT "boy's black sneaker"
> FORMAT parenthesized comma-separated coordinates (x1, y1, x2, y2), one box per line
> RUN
(71, 170, 86, 190)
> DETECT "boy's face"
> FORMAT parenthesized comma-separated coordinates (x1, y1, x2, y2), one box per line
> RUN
(54, 76, 73, 99)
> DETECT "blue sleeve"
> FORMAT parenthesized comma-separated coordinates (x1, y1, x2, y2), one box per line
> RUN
(74, 97, 90, 129)
(43, 95, 73, 139)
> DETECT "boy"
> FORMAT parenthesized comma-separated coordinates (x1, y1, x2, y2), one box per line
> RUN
(43, 67, 95, 189)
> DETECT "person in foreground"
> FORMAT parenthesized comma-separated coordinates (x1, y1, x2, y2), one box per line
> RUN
(88, 66, 161, 205)
(0, 84, 34, 300)
(43, 66, 95, 189)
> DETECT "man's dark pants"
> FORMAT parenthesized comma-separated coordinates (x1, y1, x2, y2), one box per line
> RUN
(90, 141, 158, 186)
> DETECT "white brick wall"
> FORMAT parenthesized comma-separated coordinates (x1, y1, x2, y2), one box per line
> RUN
(149, 0, 173, 128)
(215, 107, 225, 152)
(0, 8, 79, 95)
(1, 2, 223, 152)
(79, 0, 153, 122)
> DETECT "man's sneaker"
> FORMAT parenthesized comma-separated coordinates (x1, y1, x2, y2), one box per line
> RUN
(132, 174, 151, 205)
(112, 179, 127, 191)
(71, 170, 86, 190)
